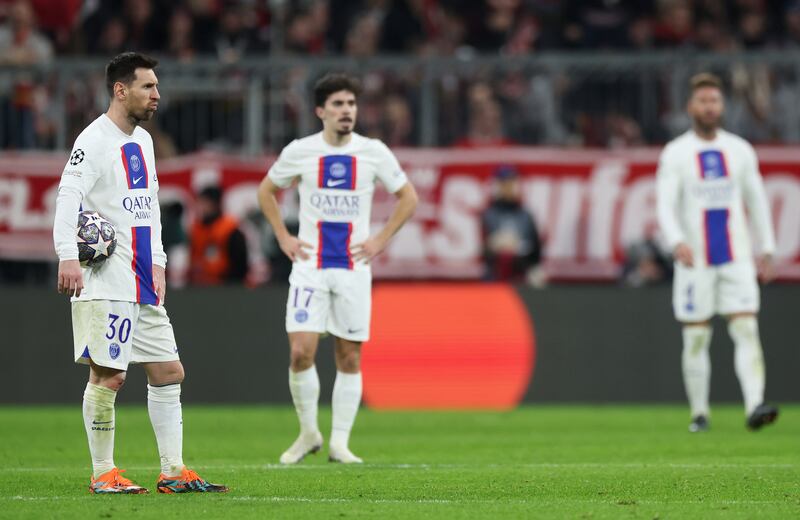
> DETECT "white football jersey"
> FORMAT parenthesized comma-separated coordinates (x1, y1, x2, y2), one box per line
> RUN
(55, 114, 166, 304)
(268, 132, 408, 271)
(656, 129, 775, 268)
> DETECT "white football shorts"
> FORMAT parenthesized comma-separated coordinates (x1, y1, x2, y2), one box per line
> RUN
(285, 265, 372, 342)
(72, 300, 180, 371)
(673, 261, 760, 322)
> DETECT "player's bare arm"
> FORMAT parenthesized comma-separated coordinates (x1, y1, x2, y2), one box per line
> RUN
(58, 259, 84, 297)
(257, 176, 311, 261)
(351, 182, 418, 263)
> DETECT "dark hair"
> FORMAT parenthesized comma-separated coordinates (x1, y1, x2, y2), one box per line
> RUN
(313, 73, 361, 108)
(105, 52, 159, 97)
(198, 186, 223, 205)
(689, 72, 722, 94)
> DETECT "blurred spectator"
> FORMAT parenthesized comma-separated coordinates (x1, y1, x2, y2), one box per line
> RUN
(382, 93, 415, 146)
(215, 5, 258, 63)
(467, 0, 524, 52)
(563, 0, 645, 49)
(97, 17, 129, 57)
(189, 186, 249, 285)
(481, 166, 542, 283)
(620, 238, 673, 287)
(0, 0, 53, 149)
(344, 11, 381, 57)
(653, 0, 694, 47)
(123, 0, 166, 52)
(379, 0, 427, 53)
(455, 82, 516, 147)
(284, 1, 329, 54)
(166, 8, 196, 62)
(161, 200, 189, 287)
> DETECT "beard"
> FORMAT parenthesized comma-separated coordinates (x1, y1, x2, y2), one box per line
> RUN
(127, 106, 155, 126)
(693, 114, 720, 134)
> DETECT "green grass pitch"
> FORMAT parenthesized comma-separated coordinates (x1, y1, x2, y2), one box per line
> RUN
(1, 405, 798, 519)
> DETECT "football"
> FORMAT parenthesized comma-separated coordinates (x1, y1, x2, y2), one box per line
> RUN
(77, 210, 117, 268)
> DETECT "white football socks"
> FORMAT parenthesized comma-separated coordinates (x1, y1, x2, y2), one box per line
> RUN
(147, 384, 184, 477)
(682, 325, 712, 418)
(330, 371, 362, 449)
(83, 382, 117, 478)
(728, 316, 766, 416)
(289, 365, 321, 436)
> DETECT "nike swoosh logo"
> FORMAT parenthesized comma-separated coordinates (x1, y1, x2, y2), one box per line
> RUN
(92, 420, 113, 425)
(133, 175, 143, 184)
(347, 328, 362, 334)
(327, 179, 347, 187)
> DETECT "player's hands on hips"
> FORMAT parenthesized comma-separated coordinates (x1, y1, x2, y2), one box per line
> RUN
(757, 254, 774, 283)
(351, 236, 388, 264)
(153, 264, 166, 304)
(57, 259, 83, 297)
(278, 234, 312, 262)
(673, 243, 694, 267)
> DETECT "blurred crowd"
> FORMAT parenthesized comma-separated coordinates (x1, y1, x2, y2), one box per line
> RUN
(5, 0, 800, 59)
(2, 0, 800, 151)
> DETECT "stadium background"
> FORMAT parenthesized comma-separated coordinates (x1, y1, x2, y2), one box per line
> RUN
(1, 0, 799, 409)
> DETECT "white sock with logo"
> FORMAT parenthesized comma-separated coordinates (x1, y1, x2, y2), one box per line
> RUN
(289, 365, 321, 437)
(330, 371, 362, 449)
(147, 384, 184, 477)
(83, 382, 117, 478)
(728, 316, 766, 416)
(682, 325, 712, 418)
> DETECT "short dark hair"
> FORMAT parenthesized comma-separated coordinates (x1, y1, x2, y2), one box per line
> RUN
(689, 72, 722, 94)
(105, 52, 159, 97)
(198, 186, 222, 205)
(313, 73, 361, 108)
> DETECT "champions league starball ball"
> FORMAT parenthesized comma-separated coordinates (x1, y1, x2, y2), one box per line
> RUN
(77, 210, 117, 268)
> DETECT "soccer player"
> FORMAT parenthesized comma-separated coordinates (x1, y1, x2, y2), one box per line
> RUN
(53, 52, 228, 494)
(257, 73, 418, 464)
(657, 73, 778, 433)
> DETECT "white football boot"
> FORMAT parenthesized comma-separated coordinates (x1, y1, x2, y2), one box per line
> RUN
(279, 431, 324, 465)
(328, 444, 363, 464)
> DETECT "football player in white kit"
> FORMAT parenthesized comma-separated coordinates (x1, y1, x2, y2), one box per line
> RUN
(258, 74, 418, 464)
(53, 53, 227, 494)
(657, 73, 778, 433)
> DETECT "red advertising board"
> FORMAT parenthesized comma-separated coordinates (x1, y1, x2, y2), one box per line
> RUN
(2, 147, 799, 280)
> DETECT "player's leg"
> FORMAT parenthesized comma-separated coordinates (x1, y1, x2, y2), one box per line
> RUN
(280, 331, 325, 464)
(673, 264, 715, 431)
(719, 263, 777, 429)
(326, 269, 370, 463)
(73, 300, 147, 493)
(282, 268, 329, 463)
(135, 304, 227, 492)
(289, 331, 323, 437)
(329, 337, 363, 463)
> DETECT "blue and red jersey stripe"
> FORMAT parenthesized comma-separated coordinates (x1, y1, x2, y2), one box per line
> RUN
(131, 226, 159, 304)
(317, 221, 353, 270)
(704, 209, 734, 265)
(120, 143, 150, 190)
(697, 150, 729, 180)
(318, 155, 357, 190)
